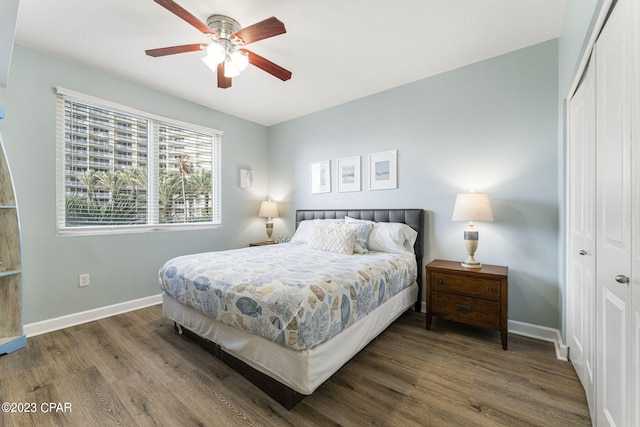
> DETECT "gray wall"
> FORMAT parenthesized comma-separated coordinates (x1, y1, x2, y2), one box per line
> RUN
(269, 40, 560, 328)
(0, 45, 270, 324)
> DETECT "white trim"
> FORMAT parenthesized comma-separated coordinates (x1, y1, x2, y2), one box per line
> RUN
(56, 222, 221, 237)
(566, 0, 614, 100)
(508, 319, 569, 361)
(23, 294, 162, 337)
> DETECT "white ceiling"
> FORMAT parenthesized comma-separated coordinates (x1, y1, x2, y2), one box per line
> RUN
(14, 0, 566, 126)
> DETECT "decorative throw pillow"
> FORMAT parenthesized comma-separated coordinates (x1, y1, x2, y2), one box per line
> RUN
(308, 223, 356, 255)
(290, 219, 344, 244)
(347, 222, 374, 253)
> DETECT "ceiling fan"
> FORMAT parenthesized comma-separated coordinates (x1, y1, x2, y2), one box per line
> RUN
(146, 0, 292, 88)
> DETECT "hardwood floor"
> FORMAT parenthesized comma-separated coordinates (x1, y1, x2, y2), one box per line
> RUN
(0, 305, 591, 426)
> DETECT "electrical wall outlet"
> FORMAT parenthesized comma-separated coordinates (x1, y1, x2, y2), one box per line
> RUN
(78, 273, 90, 287)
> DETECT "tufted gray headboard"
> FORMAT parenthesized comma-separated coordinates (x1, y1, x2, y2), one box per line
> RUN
(295, 209, 424, 312)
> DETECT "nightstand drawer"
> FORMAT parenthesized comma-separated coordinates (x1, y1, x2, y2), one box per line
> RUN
(432, 272, 501, 300)
(432, 291, 500, 328)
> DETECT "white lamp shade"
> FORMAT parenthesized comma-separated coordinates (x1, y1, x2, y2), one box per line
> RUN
(451, 193, 494, 222)
(258, 200, 279, 218)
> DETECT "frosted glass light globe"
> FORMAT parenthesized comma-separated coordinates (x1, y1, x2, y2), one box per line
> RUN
(231, 50, 249, 72)
(206, 42, 226, 64)
(224, 59, 240, 78)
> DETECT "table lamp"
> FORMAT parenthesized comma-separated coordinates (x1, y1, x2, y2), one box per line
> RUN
(451, 192, 494, 268)
(258, 199, 279, 243)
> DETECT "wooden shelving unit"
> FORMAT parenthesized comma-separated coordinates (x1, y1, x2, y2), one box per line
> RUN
(0, 125, 25, 354)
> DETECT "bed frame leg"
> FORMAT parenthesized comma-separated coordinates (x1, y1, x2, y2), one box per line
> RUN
(174, 322, 183, 334)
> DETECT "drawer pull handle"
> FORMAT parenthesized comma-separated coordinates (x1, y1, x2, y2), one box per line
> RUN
(456, 304, 471, 312)
(486, 286, 492, 292)
(438, 279, 443, 285)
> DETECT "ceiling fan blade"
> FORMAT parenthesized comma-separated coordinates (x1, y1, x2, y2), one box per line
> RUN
(217, 63, 232, 88)
(145, 43, 206, 57)
(232, 17, 286, 45)
(153, 0, 214, 35)
(242, 49, 292, 81)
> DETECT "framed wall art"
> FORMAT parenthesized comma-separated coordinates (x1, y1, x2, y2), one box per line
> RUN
(239, 168, 253, 189)
(337, 156, 361, 192)
(310, 160, 331, 194)
(368, 150, 397, 190)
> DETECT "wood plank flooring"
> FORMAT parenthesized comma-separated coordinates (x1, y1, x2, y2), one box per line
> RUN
(0, 305, 591, 426)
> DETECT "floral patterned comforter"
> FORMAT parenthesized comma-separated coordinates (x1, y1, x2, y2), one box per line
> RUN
(159, 243, 417, 350)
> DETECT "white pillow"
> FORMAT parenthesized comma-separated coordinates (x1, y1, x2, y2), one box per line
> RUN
(308, 223, 355, 255)
(345, 216, 375, 227)
(346, 216, 417, 254)
(368, 222, 418, 254)
(290, 219, 344, 244)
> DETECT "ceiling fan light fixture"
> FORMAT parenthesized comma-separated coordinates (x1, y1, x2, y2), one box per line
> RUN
(146, 3, 290, 88)
(206, 42, 226, 64)
(224, 58, 240, 78)
(231, 50, 249, 72)
(201, 55, 219, 73)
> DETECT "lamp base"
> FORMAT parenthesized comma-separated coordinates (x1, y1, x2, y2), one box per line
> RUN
(265, 221, 274, 242)
(462, 227, 482, 268)
(461, 260, 483, 269)
(461, 254, 482, 269)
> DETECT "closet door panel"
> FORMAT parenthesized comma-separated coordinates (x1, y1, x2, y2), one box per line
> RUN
(595, 0, 634, 424)
(567, 55, 596, 419)
(632, 5, 640, 420)
(631, 2, 640, 423)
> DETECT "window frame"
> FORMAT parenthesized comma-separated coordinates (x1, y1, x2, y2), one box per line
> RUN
(55, 87, 222, 235)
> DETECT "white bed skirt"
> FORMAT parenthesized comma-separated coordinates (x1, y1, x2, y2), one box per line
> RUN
(162, 282, 418, 395)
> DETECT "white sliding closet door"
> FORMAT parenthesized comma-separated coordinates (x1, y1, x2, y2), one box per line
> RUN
(631, 2, 640, 424)
(595, 0, 635, 424)
(567, 55, 596, 422)
(632, 93, 640, 427)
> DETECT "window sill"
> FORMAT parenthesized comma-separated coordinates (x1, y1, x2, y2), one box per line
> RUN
(57, 222, 221, 236)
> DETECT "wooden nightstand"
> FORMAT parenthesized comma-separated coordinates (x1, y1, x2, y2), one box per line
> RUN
(249, 241, 276, 247)
(426, 259, 509, 350)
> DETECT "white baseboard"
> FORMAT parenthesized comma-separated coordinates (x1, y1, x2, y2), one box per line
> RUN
(420, 302, 568, 361)
(508, 319, 568, 361)
(24, 294, 163, 338)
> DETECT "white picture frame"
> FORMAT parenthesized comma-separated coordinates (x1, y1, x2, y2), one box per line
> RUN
(239, 169, 253, 189)
(337, 156, 361, 192)
(310, 160, 331, 194)
(368, 150, 397, 190)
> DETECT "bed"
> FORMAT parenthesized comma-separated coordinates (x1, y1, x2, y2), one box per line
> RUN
(159, 208, 424, 409)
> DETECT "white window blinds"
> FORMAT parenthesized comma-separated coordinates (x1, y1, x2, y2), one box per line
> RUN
(56, 87, 222, 234)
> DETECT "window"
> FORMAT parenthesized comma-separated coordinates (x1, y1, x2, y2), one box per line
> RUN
(56, 87, 222, 234)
